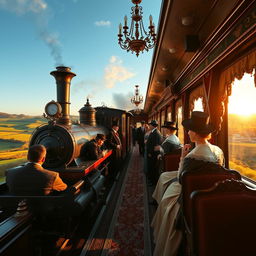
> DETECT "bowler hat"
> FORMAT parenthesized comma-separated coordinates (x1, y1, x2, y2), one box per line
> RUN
(149, 120, 158, 127)
(161, 121, 178, 130)
(182, 111, 215, 134)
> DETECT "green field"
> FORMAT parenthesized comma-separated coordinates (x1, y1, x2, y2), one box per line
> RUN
(0, 116, 46, 182)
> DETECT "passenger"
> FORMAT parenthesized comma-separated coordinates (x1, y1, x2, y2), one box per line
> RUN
(106, 120, 122, 178)
(153, 121, 182, 202)
(152, 111, 224, 256)
(155, 121, 182, 156)
(143, 123, 151, 174)
(146, 120, 162, 185)
(6, 144, 67, 196)
(80, 134, 106, 161)
(131, 124, 137, 147)
(137, 121, 146, 156)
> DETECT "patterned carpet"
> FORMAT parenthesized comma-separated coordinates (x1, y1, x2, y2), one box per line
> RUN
(103, 145, 151, 256)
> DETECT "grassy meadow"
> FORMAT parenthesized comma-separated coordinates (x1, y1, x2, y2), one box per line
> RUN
(0, 115, 46, 182)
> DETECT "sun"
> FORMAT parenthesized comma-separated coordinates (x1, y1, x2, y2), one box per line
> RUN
(228, 72, 256, 116)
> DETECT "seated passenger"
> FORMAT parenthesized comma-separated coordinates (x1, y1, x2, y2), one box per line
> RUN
(151, 111, 224, 256)
(6, 144, 67, 196)
(155, 121, 182, 157)
(153, 121, 182, 200)
(80, 134, 105, 161)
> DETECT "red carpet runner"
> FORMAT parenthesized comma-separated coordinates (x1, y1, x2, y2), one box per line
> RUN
(105, 145, 151, 256)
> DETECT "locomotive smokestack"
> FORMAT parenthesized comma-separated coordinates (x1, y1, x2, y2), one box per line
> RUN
(50, 66, 76, 126)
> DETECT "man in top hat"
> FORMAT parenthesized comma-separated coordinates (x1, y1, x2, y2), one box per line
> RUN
(106, 120, 122, 178)
(156, 121, 182, 155)
(80, 134, 106, 161)
(137, 121, 146, 155)
(146, 120, 162, 185)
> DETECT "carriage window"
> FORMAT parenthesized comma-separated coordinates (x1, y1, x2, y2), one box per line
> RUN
(177, 107, 184, 145)
(193, 98, 204, 111)
(228, 71, 256, 181)
(167, 105, 172, 121)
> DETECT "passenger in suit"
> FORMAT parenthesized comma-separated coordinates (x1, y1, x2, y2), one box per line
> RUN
(80, 134, 105, 161)
(6, 144, 67, 196)
(155, 121, 182, 158)
(146, 120, 162, 185)
(137, 121, 146, 155)
(106, 120, 122, 178)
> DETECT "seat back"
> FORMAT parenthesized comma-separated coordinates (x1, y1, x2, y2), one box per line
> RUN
(163, 149, 181, 172)
(181, 168, 241, 228)
(191, 179, 256, 256)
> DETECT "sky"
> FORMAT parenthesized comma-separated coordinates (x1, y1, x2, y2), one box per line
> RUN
(0, 0, 162, 116)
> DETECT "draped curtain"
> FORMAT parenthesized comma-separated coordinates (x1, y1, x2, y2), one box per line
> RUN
(188, 85, 206, 113)
(219, 50, 256, 98)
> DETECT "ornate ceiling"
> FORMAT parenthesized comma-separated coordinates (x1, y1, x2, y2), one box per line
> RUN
(144, 0, 243, 113)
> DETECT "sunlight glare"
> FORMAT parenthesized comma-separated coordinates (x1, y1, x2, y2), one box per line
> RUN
(228, 71, 256, 116)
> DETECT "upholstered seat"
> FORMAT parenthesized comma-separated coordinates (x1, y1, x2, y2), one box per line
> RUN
(179, 168, 241, 255)
(163, 149, 181, 172)
(180, 168, 241, 228)
(191, 179, 256, 256)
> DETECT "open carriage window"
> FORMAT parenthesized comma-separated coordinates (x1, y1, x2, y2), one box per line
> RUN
(193, 98, 204, 111)
(228, 70, 256, 181)
(175, 99, 184, 145)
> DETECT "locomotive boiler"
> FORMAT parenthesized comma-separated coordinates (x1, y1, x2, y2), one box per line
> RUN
(29, 66, 108, 171)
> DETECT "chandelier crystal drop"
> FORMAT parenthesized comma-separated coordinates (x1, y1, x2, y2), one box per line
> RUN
(118, 0, 156, 57)
(131, 85, 143, 107)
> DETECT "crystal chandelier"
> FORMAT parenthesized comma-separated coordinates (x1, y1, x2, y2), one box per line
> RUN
(131, 85, 143, 107)
(118, 0, 156, 57)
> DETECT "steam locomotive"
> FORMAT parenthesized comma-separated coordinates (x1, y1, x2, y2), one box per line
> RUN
(0, 67, 133, 255)
(30, 66, 131, 176)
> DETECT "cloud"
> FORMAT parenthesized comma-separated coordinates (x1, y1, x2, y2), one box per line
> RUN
(112, 91, 134, 110)
(94, 20, 111, 27)
(72, 79, 102, 97)
(104, 56, 135, 88)
(0, 0, 63, 66)
(0, 0, 47, 14)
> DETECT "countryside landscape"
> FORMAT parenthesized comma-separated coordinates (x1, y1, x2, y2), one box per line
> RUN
(0, 112, 256, 182)
(0, 112, 46, 182)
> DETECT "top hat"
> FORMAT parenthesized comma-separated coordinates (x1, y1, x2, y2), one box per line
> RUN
(182, 111, 215, 134)
(161, 121, 178, 130)
(112, 120, 119, 127)
(149, 120, 158, 127)
(96, 134, 105, 140)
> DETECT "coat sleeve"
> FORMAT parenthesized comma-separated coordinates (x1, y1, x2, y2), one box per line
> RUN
(53, 173, 67, 191)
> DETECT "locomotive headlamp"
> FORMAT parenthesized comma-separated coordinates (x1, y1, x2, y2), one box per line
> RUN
(45, 101, 62, 118)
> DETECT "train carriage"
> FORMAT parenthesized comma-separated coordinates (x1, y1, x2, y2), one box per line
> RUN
(1, 0, 256, 255)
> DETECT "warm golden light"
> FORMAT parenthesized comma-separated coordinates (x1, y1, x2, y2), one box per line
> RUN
(228, 72, 256, 116)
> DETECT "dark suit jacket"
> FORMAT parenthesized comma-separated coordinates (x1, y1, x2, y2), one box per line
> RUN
(106, 129, 122, 158)
(137, 126, 145, 145)
(146, 128, 162, 156)
(6, 162, 67, 196)
(80, 139, 103, 161)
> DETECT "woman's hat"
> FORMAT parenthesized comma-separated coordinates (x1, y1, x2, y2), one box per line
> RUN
(182, 111, 215, 134)
(161, 121, 178, 130)
(149, 120, 158, 127)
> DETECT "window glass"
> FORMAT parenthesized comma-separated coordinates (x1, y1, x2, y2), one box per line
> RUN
(228, 71, 256, 181)
(193, 97, 204, 111)
(167, 105, 172, 121)
(177, 107, 184, 145)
